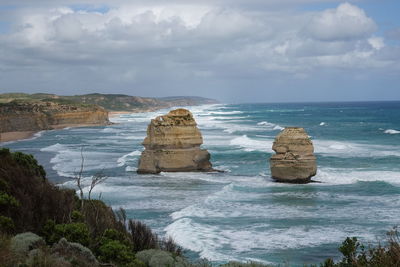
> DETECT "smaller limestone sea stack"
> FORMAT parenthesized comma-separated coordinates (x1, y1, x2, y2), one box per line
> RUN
(137, 108, 214, 174)
(270, 127, 317, 183)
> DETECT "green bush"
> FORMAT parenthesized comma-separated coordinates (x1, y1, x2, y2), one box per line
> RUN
(11, 151, 46, 178)
(71, 210, 84, 223)
(0, 192, 20, 207)
(0, 216, 15, 233)
(0, 178, 9, 191)
(42, 221, 90, 247)
(99, 240, 135, 265)
(309, 228, 400, 267)
(10, 232, 45, 255)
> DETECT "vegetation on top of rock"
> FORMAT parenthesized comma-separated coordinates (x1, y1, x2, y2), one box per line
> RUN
(0, 92, 218, 111)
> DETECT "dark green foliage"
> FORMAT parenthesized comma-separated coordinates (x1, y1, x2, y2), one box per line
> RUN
(0, 191, 20, 207)
(41, 220, 56, 244)
(308, 228, 400, 267)
(0, 216, 15, 233)
(339, 237, 360, 266)
(128, 219, 159, 252)
(96, 228, 135, 265)
(0, 149, 76, 234)
(71, 210, 84, 223)
(99, 240, 136, 265)
(50, 223, 90, 247)
(160, 236, 183, 257)
(0, 147, 10, 156)
(11, 151, 46, 178)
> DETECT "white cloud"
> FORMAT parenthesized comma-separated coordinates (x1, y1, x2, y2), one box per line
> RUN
(305, 2, 377, 41)
(368, 37, 384, 50)
(0, 1, 398, 101)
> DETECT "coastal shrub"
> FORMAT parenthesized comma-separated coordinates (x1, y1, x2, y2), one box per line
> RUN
(26, 247, 71, 267)
(128, 219, 159, 252)
(160, 236, 183, 257)
(95, 228, 139, 265)
(10, 232, 45, 255)
(52, 223, 90, 247)
(81, 199, 126, 239)
(311, 227, 400, 267)
(0, 216, 15, 233)
(52, 238, 99, 266)
(0, 149, 77, 233)
(0, 191, 20, 207)
(44, 221, 91, 247)
(71, 210, 84, 223)
(11, 151, 46, 178)
(0, 178, 10, 191)
(0, 233, 20, 267)
(98, 239, 136, 265)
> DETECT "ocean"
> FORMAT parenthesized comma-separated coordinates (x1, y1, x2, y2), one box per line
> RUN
(3, 101, 400, 266)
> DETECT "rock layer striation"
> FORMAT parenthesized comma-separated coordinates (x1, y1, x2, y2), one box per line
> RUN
(0, 101, 110, 134)
(270, 127, 317, 183)
(137, 109, 213, 174)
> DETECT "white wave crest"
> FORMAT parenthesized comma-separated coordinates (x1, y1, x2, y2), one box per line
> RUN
(117, 151, 141, 167)
(230, 135, 273, 152)
(125, 166, 137, 172)
(384, 129, 400, 134)
(257, 121, 284, 131)
(315, 168, 400, 185)
(314, 140, 400, 157)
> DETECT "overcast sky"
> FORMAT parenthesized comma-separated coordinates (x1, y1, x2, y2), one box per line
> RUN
(0, 0, 399, 103)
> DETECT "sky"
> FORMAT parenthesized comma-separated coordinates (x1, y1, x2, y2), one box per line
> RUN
(0, 0, 399, 103)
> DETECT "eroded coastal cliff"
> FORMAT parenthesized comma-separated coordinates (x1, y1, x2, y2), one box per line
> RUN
(0, 93, 218, 142)
(0, 101, 110, 141)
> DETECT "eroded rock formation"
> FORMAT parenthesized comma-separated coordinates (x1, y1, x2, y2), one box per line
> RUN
(0, 101, 110, 134)
(137, 109, 213, 174)
(270, 127, 317, 183)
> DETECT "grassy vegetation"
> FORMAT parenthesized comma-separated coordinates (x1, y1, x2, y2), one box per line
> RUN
(0, 92, 217, 111)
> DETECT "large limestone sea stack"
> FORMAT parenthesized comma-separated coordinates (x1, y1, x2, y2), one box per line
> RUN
(270, 127, 317, 183)
(137, 108, 214, 174)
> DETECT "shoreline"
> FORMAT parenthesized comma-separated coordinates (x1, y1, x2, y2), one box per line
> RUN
(0, 131, 37, 143)
(0, 122, 111, 143)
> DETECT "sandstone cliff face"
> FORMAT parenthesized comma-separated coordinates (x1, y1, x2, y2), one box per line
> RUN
(137, 109, 213, 174)
(0, 101, 109, 133)
(270, 127, 317, 183)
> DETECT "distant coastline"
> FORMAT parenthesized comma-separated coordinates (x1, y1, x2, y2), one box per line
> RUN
(0, 93, 218, 143)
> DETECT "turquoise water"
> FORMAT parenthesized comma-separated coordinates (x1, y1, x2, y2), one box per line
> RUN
(3, 102, 400, 266)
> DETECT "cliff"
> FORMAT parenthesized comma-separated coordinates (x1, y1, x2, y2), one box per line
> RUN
(0, 93, 219, 112)
(269, 127, 317, 183)
(0, 100, 110, 135)
(137, 108, 214, 174)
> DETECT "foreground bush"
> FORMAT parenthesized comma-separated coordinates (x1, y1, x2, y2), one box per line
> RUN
(0, 148, 182, 266)
(311, 227, 400, 267)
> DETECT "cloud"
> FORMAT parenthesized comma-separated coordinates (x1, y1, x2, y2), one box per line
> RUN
(0, 1, 398, 101)
(305, 3, 377, 41)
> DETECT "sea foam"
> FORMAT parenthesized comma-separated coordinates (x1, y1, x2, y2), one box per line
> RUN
(384, 129, 400, 134)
